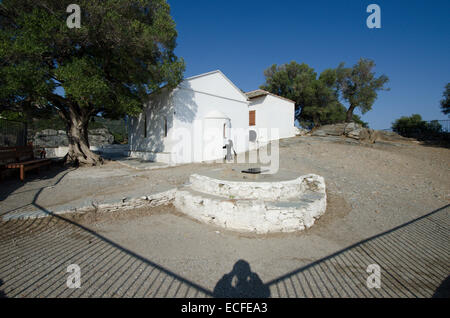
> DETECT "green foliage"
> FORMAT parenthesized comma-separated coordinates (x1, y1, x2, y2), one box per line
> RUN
(30, 116, 66, 131)
(0, 110, 27, 122)
(441, 83, 450, 115)
(260, 61, 371, 128)
(336, 58, 389, 121)
(260, 62, 344, 127)
(392, 114, 442, 138)
(0, 0, 184, 123)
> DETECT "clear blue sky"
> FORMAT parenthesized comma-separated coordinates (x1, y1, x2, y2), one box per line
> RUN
(169, 0, 450, 129)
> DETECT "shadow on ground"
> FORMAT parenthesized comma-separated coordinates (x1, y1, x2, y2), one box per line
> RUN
(0, 165, 74, 217)
(0, 279, 6, 298)
(213, 260, 270, 298)
(0, 163, 71, 200)
(433, 275, 450, 298)
(265, 204, 449, 297)
(0, 196, 448, 297)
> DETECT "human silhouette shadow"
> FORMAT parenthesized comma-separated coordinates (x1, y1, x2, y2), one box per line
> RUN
(213, 260, 270, 298)
(0, 279, 6, 298)
(433, 275, 450, 298)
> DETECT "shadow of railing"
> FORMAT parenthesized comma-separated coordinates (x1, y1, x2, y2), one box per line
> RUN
(1, 161, 213, 298)
(0, 196, 448, 298)
(0, 212, 212, 297)
(265, 204, 450, 298)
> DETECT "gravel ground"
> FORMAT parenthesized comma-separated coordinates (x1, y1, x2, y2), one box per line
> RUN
(0, 136, 449, 298)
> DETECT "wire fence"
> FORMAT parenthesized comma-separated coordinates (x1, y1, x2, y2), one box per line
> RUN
(0, 119, 27, 147)
(435, 119, 450, 133)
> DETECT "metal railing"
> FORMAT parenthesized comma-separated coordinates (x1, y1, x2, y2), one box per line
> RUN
(0, 119, 27, 147)
(432, 119, 450, 132)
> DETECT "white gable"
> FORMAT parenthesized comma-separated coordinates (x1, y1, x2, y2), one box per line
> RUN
(179, 70, 248, 103)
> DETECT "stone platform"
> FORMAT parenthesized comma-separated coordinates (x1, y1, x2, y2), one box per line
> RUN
(174, 167, 327, 234)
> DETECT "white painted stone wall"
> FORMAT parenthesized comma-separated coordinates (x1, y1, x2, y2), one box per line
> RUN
(174, 174, 327, 234)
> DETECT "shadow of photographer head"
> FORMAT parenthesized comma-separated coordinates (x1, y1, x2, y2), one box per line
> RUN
(0, 279, 6, 298)
(213, 259, 270, 298)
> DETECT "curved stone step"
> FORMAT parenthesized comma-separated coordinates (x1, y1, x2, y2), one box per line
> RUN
(189, 171, 324, 200)
(173, 179, 326, 234)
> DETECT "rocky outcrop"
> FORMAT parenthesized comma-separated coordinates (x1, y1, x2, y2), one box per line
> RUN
(311, 123, 410, 144)
(311, 123, 346, 136)
(33, 129, 68, 147)
(33, 128, 114, 147)
(372, 130, 414, 142)
(344, 122, 360, 134)
(88, 128, 114, 146)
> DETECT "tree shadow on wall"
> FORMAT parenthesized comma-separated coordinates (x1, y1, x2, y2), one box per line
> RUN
(213, 260, 270, 298)
(129, 81, 197, 159)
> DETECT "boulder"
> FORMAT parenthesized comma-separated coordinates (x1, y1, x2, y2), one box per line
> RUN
(33, 129, 68, 147)
(305, 122, 416, 145)
(358, 130, 413, 144)
(33, 127, 114, 147)
(38, 129, 58, 136)
(294, 126, 309, 136)
(311, 129, 328, 137)
(360, 128, 373, 143)
(312, 123, 346, 136)
(346, 128, 365, 140)
(344, 127, 378, 143)
(344, 122, 362, 134)
(88, 128, 114, 146)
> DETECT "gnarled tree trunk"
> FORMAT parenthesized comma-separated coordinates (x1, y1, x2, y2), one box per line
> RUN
(346, 104, 356, 122)
(63, 105, 103, 166)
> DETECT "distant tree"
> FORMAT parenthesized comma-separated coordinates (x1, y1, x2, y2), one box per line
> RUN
(441, 83, 450, 115)
(0, 0, 185, 165)
(260, 62, 345, 127)
(392, 114, 442, 138)
(336, 58, 389, 122)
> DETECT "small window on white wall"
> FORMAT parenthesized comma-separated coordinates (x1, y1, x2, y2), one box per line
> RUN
(223, 123, 226, 138)
(144, 113, 147, 138)
(249, 110, 255, 126)
(164, 117, 168, 137)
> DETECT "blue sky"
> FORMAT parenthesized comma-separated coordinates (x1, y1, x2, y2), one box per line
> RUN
(169, 0, 450, 129)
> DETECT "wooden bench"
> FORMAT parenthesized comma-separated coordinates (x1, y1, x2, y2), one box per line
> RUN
(0, 146, 52, 181)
